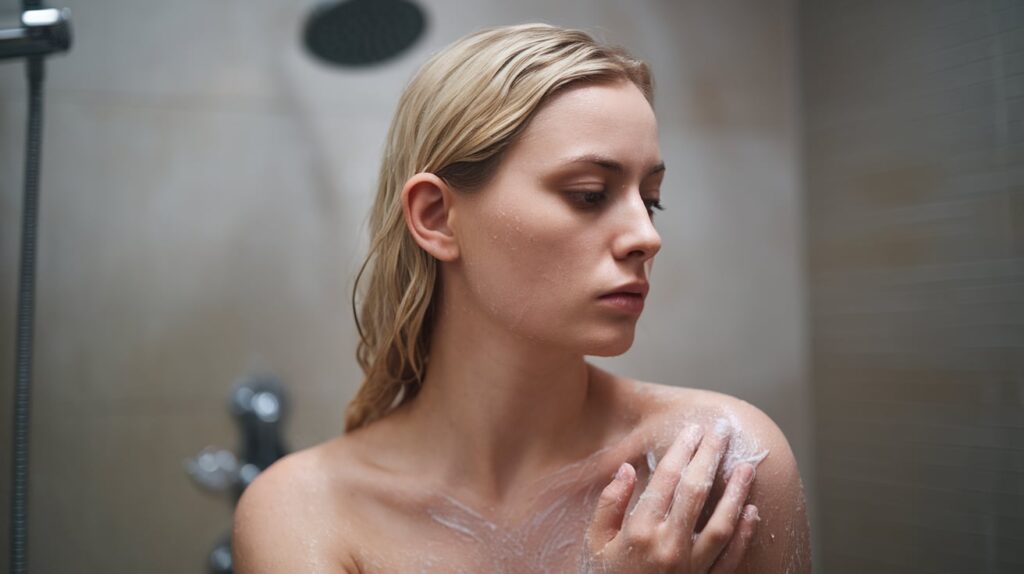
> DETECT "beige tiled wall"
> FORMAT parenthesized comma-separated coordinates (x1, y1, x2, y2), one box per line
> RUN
(0, 0, 808, 571)
(802, 0, 1024, 572)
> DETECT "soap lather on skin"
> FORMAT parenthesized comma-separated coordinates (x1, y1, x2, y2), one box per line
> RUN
(418, 412, 772, 572)
(644, 415, 771, 481)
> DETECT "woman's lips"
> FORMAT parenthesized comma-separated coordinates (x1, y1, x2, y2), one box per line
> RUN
(597, 292, 645, 314)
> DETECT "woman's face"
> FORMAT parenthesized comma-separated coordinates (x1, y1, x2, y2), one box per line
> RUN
(449, 79, 664, 356)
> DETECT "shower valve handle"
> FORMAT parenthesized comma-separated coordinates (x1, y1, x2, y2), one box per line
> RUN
(185, 446, 240, 493)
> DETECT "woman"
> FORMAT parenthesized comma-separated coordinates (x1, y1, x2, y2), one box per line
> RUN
(233, 23, 810, 573)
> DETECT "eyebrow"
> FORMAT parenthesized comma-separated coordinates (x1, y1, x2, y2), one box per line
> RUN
(560, 154, 666, 178)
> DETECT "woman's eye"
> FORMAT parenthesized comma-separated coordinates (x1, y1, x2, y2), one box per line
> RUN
(645, 199, 665, 217)
(567, 190, 665, 218)
(568, 190, 607, 208)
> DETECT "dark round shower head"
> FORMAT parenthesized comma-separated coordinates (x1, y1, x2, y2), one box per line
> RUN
(302, 0, 426, 67)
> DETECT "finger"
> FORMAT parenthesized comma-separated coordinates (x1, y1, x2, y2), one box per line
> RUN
(586, 462, 637, 551)
(708, 504, 759, 574)
(631, 423, 703, 521)
(690, 463, 755, 572)
(669, 420, 730, 533)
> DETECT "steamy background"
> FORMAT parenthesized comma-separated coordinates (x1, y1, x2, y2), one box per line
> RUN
(0, 0, 1021, 572)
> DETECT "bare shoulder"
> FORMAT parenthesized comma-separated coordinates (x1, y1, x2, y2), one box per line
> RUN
(625, 381, 794, 461)
(629, 381, 812, 573)
(232, 440, 361, 573)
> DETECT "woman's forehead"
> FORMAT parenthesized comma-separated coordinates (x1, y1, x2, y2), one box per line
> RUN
(508, 81, 662, 174)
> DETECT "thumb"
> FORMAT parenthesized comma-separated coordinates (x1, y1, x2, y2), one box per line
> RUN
(586, 462, 636, 551)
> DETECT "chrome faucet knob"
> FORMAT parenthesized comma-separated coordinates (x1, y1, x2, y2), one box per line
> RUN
(185, 446, 239, 493)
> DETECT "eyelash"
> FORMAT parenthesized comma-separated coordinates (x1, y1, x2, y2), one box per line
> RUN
(569, 191, 666, 217)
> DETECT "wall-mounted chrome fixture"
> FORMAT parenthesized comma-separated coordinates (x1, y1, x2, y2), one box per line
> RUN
(0, 7, 71, 61)
(186, 374, 290, 573)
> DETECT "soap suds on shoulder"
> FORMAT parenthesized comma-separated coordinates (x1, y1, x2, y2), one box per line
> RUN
(637, 390, 772, 482)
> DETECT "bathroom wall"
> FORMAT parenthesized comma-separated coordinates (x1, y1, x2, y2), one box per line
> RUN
(0, 0, 809, 571)
(802, 1, 1023, 572)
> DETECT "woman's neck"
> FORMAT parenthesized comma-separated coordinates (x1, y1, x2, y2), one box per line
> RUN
(394, 296, 602, 505)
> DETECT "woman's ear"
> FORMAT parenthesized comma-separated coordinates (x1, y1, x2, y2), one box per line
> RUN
(401, 172, 460, 262)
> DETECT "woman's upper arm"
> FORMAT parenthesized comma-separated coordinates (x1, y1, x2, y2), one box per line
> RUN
(232, 456, 359, 574)
(728, 398, 812, 574)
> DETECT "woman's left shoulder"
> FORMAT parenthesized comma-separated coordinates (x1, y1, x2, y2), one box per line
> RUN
(628, 381, 793, 458)
(632, 380, 803, 492)
(673, 386, 795, 464)
(627, 380, 813, 573)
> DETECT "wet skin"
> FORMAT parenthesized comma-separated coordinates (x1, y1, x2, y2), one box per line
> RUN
(232, 79, 811, 572)
(233, 366, 811, 573)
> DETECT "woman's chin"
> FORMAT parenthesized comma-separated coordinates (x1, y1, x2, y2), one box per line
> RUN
(583, 331, 636, 357)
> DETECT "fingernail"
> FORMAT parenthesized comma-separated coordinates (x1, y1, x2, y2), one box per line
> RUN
(615, 462, 631, 481)
(742, 504, 760, 522)
(739, 463, 755, 485)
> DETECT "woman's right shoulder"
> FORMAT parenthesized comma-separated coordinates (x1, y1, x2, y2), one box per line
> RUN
(231, 438, 364, 573)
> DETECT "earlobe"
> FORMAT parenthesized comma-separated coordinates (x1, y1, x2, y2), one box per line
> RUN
(401, 173, 460, 262)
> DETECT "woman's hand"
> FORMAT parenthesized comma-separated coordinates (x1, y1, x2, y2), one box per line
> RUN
(582, 424, 759, 573)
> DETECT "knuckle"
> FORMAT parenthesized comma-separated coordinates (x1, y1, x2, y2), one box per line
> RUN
(679, 476, 712, 506)
(651, 545, 680, 569)
(624, 525, 656, 549)
(703, 523, 734, 547)
(688, 477, 714, 502)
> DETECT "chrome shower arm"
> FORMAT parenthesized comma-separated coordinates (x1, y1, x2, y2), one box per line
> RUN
(0, 7, 71, 61)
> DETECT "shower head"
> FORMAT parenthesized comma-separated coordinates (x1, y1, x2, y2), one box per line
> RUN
(302, 0, 426, 68)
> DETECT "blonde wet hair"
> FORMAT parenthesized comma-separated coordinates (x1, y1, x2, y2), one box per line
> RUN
(345, 23, 654, 432)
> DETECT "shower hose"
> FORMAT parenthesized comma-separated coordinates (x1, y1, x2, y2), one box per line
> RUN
(10, 52, 45, 574)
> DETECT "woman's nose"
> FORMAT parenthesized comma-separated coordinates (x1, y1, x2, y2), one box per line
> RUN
(612, 194, 662, 262)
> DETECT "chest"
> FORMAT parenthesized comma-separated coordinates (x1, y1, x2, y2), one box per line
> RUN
(350, 488, 601, 573)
